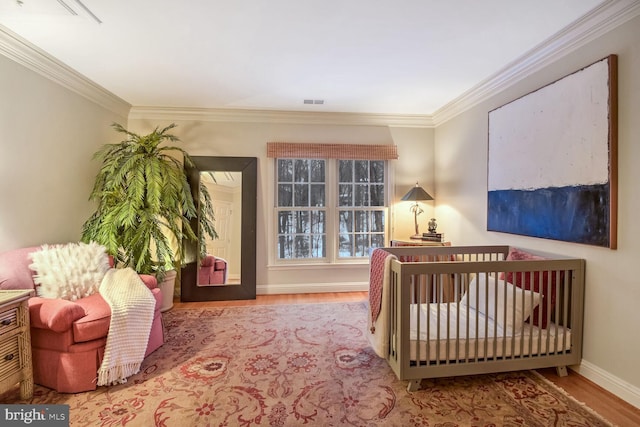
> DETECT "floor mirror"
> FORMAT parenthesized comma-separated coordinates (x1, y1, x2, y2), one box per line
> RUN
(181, 156, 257, 301)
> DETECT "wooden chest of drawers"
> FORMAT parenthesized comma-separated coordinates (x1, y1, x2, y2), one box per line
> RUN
(0, 290, 33, 399)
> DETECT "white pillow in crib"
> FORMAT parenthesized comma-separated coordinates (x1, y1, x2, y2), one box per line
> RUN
(460, 274, 541, 333)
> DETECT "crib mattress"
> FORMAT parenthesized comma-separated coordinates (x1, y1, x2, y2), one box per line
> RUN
(400, 303, 572, 362)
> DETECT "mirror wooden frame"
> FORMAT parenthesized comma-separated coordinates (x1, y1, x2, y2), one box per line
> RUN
(181, 156, 257, 301)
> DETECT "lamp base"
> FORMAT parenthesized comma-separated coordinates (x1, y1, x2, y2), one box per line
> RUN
(409, 234, 422, 240)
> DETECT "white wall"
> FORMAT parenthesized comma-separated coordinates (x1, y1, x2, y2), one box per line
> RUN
(127, 119, 434, 293)
(0, 55, 128, 252)
(434, 15, 640, 404)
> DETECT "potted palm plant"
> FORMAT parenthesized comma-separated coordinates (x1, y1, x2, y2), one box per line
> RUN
(81, 123, 216, 309)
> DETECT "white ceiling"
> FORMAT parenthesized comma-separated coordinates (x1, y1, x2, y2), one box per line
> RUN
(0, 0, 606, 115)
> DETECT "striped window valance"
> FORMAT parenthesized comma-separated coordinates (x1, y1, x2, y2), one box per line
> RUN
(267, 142, 398, 160)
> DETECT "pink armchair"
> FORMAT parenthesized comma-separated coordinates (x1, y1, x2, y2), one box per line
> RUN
(198, 255, 228, 285)
(0, 246, 164, 393)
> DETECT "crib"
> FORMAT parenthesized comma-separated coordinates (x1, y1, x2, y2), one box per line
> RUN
(370, 245, 585, 392)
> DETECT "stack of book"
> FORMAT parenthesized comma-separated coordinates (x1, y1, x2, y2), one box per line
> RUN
(422, 232, 444, 242)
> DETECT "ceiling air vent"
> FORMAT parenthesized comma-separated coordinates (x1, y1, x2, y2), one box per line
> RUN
(303, 99, 324, 105)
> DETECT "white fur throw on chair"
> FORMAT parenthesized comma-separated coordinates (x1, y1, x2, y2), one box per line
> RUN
(28, 241, 111, 301)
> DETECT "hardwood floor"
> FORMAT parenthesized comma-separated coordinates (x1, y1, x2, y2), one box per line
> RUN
(173, 291, 368, 309)
(537, 367, 640, 426)
(173, 291, 640, 426)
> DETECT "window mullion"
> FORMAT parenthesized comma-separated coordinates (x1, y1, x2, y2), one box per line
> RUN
(325, 159, 337, 262)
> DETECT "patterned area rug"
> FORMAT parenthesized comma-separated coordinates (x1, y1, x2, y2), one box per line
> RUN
(5, 302, 611, 426)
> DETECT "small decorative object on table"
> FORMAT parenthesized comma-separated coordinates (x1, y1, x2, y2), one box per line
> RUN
(428, 218, 437, 233)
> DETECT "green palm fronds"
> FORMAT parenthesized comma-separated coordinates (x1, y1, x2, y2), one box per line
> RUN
(81, 123, 215, 281)
(198, 179, 218, 259)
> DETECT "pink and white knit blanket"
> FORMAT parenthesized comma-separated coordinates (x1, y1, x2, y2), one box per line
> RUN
(368, 248, 393, 329)
(367, 248, 396, 358)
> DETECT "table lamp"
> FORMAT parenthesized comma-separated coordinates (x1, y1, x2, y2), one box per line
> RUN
(401, 182, 434, 239)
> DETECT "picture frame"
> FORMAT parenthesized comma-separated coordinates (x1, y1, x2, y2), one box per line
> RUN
(487, 55, 618, 248)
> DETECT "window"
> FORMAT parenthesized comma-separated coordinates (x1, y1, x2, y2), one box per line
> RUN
(276, 158, 326, 259)
(338, 160, 386, 257)
(275, 158, 388, 262)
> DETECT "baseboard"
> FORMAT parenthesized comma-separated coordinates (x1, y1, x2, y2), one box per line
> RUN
(572, 360, 640, 408)
(256, 282, 368, 295)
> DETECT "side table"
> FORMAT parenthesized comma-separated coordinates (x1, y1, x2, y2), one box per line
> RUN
(0, 289, 34, 399)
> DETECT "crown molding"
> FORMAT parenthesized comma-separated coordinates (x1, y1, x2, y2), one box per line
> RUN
(4, 0, 638, 129)
(128, 106, 435, 128)
(0, 24, 131, 118)
(433, 0, 640, 126)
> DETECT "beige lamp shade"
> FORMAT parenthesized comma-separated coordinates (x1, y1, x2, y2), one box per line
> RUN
(401, 183, 433, 202)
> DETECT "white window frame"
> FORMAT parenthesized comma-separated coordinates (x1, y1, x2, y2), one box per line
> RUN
(270, 158, 391, 266)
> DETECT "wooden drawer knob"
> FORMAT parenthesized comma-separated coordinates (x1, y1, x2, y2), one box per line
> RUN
(1, 319, 11, 326)
(4, 353, 15, 361)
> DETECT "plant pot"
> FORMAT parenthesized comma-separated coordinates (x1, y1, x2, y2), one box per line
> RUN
(157, 269, 177, 312)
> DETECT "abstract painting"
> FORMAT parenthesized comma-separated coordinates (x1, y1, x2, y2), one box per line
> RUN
(487, 55, 617, 248)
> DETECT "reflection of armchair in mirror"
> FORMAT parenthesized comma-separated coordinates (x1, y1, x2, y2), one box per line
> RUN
(198, 254, 228, 285)
(181, 156, 257, 301)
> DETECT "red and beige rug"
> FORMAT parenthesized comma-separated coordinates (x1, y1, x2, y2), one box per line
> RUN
(5, 302, 611, 426)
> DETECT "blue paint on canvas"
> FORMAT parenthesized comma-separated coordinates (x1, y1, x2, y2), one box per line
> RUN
(487, 184, 610, 247)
